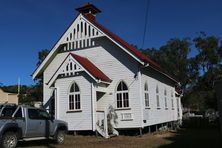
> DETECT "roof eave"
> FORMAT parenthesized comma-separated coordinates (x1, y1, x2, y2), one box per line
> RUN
(81, 15, 144, 65)
(148, 65, 179, 84)
(32, 14, 81, 80)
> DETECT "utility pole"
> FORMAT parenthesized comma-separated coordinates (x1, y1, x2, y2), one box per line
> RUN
(18, 77, 20, 95)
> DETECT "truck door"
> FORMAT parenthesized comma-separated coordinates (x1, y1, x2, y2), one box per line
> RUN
(26, 108, 50, 137)
(13, 107, 26, 135)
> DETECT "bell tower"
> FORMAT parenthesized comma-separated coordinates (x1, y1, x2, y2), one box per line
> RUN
(76, 3, 101, 20)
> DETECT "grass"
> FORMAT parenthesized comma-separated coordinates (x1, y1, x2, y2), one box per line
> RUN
(17, 128, 222, 148)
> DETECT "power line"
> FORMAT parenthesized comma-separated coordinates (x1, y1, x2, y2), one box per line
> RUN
(142, 0, 151, 49)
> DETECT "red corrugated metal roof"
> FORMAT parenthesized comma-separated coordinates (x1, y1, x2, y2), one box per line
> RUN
(70, 53, 111, 82)
(83, 14, 178, 83)
(83, 14, 162, 70)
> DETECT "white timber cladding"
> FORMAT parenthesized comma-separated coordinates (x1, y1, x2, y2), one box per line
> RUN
(32, 13, 145, 79)
(62, 15, 103, 51)
(74, 39, 143, 128)
(40, 12, 182, 131)
(46, 54, 84, 87)
(141, 72, 178, 126)
(33, 14, 104, 79)
(176, 96, 183, 120)
(91, 83, 96, 131)
(43, 39, 143, 129)
(55, 76, 92, 131)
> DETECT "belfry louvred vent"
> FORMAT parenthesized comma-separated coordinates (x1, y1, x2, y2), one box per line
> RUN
(76, 3, 101, 21)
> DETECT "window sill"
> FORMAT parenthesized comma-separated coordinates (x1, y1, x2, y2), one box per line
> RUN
(157, 107, 161, 110)
(66, 110, 82, 113)
(165, 108, 168, 110)
(145, 107, 151, 109)
(115, 108, 131, 111)
(121, 118, 133, 121)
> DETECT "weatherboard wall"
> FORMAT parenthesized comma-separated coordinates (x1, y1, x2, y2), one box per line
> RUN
(55, 75, 93, 131)
(41, 12, 182, 131)
(141, 68, 178, 127)
(71, 38, 143, 128)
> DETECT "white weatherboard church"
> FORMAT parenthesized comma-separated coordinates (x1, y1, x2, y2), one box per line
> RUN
(32, 3, 182, 138)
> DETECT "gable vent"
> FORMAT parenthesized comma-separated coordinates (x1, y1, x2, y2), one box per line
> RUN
(62, 18, 103, 52)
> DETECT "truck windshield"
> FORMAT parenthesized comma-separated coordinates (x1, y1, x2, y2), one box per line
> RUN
(1, 106, 17, 117)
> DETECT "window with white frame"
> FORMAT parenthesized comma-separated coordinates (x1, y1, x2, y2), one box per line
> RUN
(144, 82, 149, 108)
(171, 90, 174, 109)
(164, 87, 168, 109)
(116, 81, 129, 108)
(69, 82, 80, 110)
(177, 98, 180, 117)
(156, 84, 160, 108)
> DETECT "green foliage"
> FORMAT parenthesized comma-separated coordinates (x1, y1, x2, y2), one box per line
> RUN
(142, 33, 222, 111)
(143, 38, 192, 89)
(32, 49, 49, 102)
(1, 85, 19, 93)
(193, 32, 222, 73)
(37, 49, 50, 67)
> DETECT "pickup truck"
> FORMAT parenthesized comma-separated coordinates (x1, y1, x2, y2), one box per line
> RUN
(0, 104, 68, 148)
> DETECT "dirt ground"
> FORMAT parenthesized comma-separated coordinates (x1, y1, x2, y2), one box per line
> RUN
(17, 128, 222, 148)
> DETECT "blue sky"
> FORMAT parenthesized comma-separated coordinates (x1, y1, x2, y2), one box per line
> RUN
(0, 0, 221, 85)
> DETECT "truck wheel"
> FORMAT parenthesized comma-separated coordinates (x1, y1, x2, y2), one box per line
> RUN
(1, 131, 18, 148)
(55, 130, 65, 144)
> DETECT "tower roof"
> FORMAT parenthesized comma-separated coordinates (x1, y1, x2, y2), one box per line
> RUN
(76, 3, 101, 14)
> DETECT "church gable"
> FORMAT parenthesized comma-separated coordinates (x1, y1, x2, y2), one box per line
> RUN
(60, 15, 104, 52)
(46, 54, 83, 86)
(33, 3, 177, 84)
(47, 53, 111, 86)
(32, 11, 105, 79)
(60, 56, 82, 77)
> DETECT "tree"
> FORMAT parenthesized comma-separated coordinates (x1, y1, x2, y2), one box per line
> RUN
(183, 33, 222, 110)
(33, 49, 50, 102)
(143, 38, 193, 90)
(193, 32, 222, 73)
(37, 49, 50, 67)
(142, 33, 222, 111)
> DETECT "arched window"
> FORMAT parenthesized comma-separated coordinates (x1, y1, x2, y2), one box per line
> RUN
(144, 82, 149, 108)
(69, 82, 80, 110)
(171, 90, 174, 109)
(116, 81, 129, 108)
(164, 87, 168, 109)
(156, 84, 160, 108)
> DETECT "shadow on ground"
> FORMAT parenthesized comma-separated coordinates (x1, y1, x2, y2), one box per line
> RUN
(17, 140, 56, 148)
(159, 128, 222, 148)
